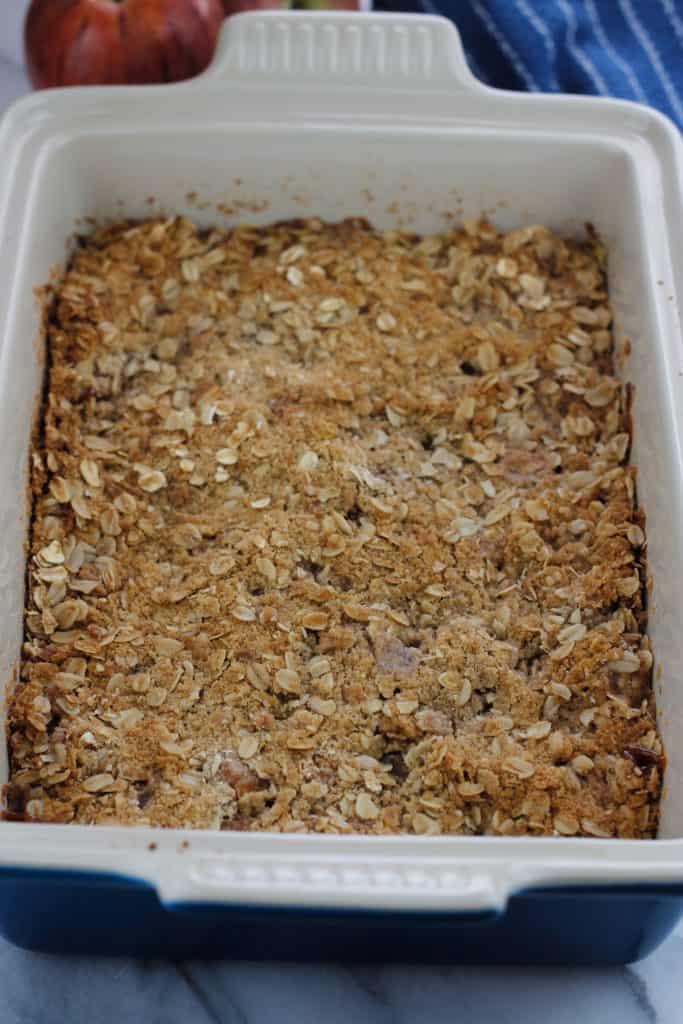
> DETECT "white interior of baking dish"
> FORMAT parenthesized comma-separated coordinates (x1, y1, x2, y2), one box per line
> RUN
(0, 13, 681, 909)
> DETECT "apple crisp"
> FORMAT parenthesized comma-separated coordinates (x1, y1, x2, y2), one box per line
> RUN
(6, 215, 663, 837)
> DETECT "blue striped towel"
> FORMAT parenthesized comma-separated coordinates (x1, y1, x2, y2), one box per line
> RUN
(375, 0, 683, 127)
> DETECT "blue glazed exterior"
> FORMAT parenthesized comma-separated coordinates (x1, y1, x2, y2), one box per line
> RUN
(0, 867, 681, 964)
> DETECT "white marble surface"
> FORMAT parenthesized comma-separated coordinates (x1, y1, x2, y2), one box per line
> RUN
(0, 2, 681, 1020)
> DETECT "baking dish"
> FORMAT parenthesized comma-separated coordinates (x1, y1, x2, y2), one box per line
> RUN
(0, 11, 682, 964)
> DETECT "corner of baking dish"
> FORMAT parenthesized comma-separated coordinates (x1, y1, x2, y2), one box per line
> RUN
(1, 12, 683, 915)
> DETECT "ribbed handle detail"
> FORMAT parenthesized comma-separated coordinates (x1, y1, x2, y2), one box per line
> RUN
(205, 13, 481, 91)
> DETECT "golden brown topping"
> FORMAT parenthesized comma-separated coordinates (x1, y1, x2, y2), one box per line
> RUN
(8, 215, 660, 837)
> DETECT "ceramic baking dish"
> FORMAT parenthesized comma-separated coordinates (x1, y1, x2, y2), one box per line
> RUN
(1, 11, 683, 964)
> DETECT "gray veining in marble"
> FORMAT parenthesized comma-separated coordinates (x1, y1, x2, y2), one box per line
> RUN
(0, 2, 680, 1020)
(0, 943, 679, 1023)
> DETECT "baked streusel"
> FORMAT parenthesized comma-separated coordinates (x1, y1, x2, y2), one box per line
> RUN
(6, 216, 663, 836)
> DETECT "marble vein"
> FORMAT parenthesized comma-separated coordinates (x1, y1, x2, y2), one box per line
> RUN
(624, 969, 658, 1024)
(175, 963, 232, 1024)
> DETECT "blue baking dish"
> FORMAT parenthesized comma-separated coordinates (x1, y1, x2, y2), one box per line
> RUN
(0, 12, 682, 963)
(0, 865, 682, 964)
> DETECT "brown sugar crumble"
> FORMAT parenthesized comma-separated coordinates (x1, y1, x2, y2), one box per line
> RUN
(6, 216, 663, 837)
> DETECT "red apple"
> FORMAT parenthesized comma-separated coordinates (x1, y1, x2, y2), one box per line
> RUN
(25, 0, 225, 89)
(295, 0, 367, 8)
(221, 0, 289, 11)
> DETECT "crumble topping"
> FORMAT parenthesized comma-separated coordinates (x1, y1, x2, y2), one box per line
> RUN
(6, 215, 662, 836)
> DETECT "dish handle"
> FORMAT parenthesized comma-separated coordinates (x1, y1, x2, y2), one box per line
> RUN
(155, 853, 521, 916)
(201, 11, 486, 95)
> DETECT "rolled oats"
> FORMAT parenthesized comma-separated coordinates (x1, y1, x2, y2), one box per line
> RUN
(7, 215, 660, 838)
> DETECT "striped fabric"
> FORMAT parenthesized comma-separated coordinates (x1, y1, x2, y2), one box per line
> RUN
(374, 0, 683, 127)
